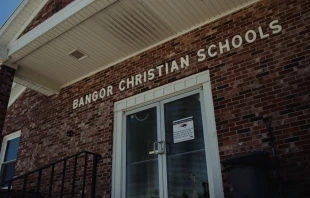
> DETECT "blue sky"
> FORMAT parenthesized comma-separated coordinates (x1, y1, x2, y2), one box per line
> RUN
(0, 0, 22, 27)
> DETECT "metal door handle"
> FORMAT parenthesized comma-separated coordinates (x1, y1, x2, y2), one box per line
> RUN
(150, 141, 165, 155)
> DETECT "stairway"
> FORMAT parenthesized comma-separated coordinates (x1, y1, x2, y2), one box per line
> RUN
(0, 151, 101, 198)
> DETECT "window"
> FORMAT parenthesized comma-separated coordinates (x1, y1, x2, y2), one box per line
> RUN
(0, 131, 21, 186)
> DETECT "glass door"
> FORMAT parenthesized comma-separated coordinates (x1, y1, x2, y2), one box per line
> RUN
(125, 104, 162, 198)
(161, 91, 210, 198)
(124, 90, 210, 198)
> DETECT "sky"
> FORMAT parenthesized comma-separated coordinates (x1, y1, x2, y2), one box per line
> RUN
(0, 0, 23, 27)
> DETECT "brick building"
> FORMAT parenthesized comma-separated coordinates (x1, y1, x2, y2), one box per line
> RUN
(0, 0, 309, 197)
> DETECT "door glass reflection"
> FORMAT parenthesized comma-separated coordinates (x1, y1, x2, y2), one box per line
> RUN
(164, 94, 210, 198)
(126, 107, 160, 198)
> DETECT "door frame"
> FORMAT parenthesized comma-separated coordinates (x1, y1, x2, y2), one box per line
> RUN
(112, 70, 224, 198)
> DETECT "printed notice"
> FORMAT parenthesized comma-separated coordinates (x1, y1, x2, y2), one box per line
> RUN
(173, 117, 194, 143)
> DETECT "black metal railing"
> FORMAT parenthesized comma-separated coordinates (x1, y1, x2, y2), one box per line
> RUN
(0, 151, 101, 198)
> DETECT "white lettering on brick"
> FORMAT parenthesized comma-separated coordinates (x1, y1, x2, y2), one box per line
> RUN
(269, 20, 282, 34)
(245, 30, 257, 43)
(232, 35, 243, 48)
(72, 19, 283, 110)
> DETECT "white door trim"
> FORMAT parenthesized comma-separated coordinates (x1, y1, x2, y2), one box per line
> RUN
(114, 71, 210, 112)
(112, 70, 224, 198)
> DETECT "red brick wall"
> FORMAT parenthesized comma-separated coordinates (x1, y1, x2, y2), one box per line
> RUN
(3, 0, 310, 197)
(0, 65, 15, 134)
(20, 0, 74, 37)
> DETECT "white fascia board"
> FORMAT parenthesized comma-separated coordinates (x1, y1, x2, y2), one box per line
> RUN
(8, 0, 99, 56)
(15, 67, 61, 94)
(13, 76, 56, 96)
(0, 0, 29, 36)
(0, 46, 7, 61)
(7, 0, 49, 49)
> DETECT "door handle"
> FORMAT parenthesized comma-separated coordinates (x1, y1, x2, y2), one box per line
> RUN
(149, 141, 165, 155)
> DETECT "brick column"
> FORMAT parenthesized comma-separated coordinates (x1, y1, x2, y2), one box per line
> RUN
(0, 65, 15, 134)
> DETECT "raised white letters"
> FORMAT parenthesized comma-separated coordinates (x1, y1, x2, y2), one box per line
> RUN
(156, 65, 164, 76)
(119, 80, 125, 91)
(85, 94, 92, 104)
(143, 71, 147, 82)
(165, 63, 169, 75)
(245, 30, 257, 43)
(99, 88, 106, 98)
(269, 20, 282, 34)
(127, 76, 134, 89)
(258, 26, 269, 39)
(219, 39, 231, 54)
(197, 49, 206, 62)
(92, 91, 98, 102)
(232, 35, 243, 48)
(208, 45, 217, 57)
(79, 97, 84, 107)
(170, 60, 179, 72)
(148, 69, 155, 80)
(180, 55, 189, 68)
(73, 19, 283, 110)
(107, 86, 113, 96)
(135, 74, 142, 86)
(73, 99, 79, 109)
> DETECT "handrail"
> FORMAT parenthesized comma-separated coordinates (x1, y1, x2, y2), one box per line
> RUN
(1, 150, 100, 184)
(0, 150, 101, 198)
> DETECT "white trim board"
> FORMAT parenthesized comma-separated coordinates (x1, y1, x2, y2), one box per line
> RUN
(114, 70, 210, 112)
(112, 70, 224, 198)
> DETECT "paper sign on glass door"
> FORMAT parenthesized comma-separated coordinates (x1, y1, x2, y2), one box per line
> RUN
(173, 117, 194, 143)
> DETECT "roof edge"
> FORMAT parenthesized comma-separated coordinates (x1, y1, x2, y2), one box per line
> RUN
(7, 0, 49, 48)
(8, 0, 117, 57)
(0, 0, 28, 34)
(0, 0, 49, 60)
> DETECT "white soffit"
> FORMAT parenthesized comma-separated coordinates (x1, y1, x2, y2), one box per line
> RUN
(9, 0, 258, 95)
(8, 83, 26, 107)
